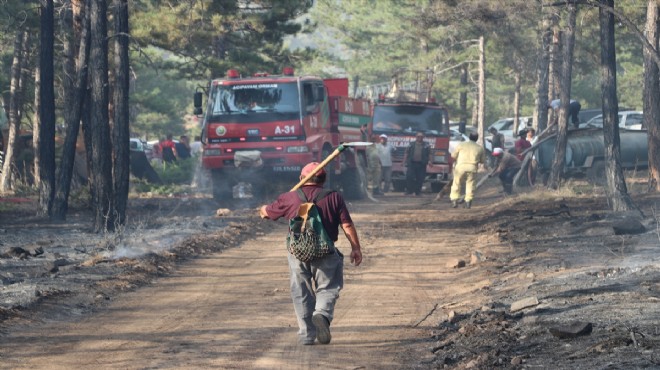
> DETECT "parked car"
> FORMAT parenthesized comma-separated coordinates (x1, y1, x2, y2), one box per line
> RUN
(449, 122, 478, 137)
(576, 107, 633, 125)
(130, 138, 146, 152)
(129, 138, 161, 183)
(581, 111, 644, 130)
(487, 116, 533, 139)
(485, 117, 531, 153)
(577, 108, 602, 125)
(449, 128, 469, 154)
(484, 134, 516, 153)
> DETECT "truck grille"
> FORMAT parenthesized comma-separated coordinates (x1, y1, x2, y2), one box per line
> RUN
(392, 147, 406, 162)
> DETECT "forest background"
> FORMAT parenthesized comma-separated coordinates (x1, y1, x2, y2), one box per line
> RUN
(0, 1, 650, 139)
(0, 0, 657, 231)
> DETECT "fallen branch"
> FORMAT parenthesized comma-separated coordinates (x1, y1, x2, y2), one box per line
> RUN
(413, 303, 438, 327)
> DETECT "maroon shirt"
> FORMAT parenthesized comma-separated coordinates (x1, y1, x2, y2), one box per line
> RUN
(264, 185, 353, 242)
(514, 138, 531, 161)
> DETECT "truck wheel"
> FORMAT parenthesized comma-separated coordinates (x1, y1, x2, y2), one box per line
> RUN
(211, 170, 232, 201)
(586, 160, 606, 186)
(341, 155, 367, 200)
(321, 147, 338, 191)
(341, 167, 360, 199)
(392, 180, 406, 192)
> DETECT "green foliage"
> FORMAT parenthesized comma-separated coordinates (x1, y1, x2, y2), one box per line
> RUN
(130, 48, 200, 138)
(304, 0, 649, 125)
(152, 157, 197, 185)
(131, 156, 198, 196)
(131, 0, 314, 80)
(128, 1, 315, 138)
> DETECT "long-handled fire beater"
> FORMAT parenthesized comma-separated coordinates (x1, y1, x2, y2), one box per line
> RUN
(291, 143, 374, 199)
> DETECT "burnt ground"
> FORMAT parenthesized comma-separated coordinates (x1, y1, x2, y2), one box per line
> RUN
(420, 191, 660, 369)
(0, 176, 659, 369)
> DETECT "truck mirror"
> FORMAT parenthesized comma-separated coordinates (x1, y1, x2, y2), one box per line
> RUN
(316, 86, 325, 102)
(193, 92, 203, 115)
(194, 91, 203, 109)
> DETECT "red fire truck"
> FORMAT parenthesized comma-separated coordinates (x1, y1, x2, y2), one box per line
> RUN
(369, 93, 451, 193)
(193, 68, 371, 201)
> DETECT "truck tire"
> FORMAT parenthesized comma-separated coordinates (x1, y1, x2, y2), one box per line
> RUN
(586, 160, 606, 186)
(321, 147, 338, 191)
(341, 155, 367, 200)
(392, 180, 406, 192)
(211, 170, 232, 201)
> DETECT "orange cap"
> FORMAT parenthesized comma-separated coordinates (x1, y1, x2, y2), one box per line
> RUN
(301, 162, 326, 178)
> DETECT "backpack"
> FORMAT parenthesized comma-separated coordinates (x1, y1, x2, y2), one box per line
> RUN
(287, 189, 335, 262)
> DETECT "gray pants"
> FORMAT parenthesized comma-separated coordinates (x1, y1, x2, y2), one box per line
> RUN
(381, 166, 392, 192)
(287, 250, 344, 343)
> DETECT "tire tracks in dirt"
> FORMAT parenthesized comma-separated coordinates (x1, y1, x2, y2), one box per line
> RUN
(0, 195, 488, 369)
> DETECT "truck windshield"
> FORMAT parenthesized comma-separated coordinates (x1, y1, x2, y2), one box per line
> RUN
(372, 105, 448, 136)
(208, 82, 300, 123)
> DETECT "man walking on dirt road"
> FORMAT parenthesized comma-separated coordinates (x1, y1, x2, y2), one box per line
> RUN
(449, 132, 486, 209)
(259, 162, 363, 345)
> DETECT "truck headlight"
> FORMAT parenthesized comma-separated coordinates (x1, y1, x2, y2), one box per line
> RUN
(204, 148, 221, 156)
(286, 146, 309, 153)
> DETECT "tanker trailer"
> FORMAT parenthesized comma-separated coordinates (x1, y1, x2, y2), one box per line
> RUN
(535, 127, 648, 184)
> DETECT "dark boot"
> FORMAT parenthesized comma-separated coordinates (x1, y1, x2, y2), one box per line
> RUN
(451, 200, 458, 208)
(503, 183, 513, 194)
(464, 200, 472, 209)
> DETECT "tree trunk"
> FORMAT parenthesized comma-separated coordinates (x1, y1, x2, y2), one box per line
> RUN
(112, 0, 130, 225)
(38, 0, 57, 216)
(599, 0, 637, 211)
(33, 62, 41, 188)
(18, 32, 32, 184)
(513, 70, 521, 135)
(535, 5, 552, 133)
(459, 63, 468, 125)
(53, 0, 91, 220)
(644, 0, 660, 192)
(477, 35, 486, 147)
(548, 2, 577, 190)
(0, 30, 26, 192)
(548, 13, 561, 127)
(549, 12, 561, 100)
(89, 0, 115, 232)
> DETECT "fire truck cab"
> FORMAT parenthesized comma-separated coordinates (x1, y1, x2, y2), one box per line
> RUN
(194, 68, 369, 201)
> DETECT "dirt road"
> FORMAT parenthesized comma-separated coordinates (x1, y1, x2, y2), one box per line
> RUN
(0, 196, 484, 369)
(2, 184, 660, 369)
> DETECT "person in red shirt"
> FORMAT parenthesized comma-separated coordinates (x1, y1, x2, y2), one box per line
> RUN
(160, 134, 177, 163)
(259, 162, 363, 345)
(514, 129, 531, 161)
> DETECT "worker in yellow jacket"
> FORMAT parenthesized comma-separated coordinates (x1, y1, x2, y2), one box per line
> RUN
(449, 133, 486, 209)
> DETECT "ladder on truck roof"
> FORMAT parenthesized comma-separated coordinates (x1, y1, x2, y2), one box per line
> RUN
(354, 68, 435, 103)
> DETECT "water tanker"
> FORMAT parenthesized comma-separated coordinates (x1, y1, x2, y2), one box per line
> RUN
(535, 127, 648, 183)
